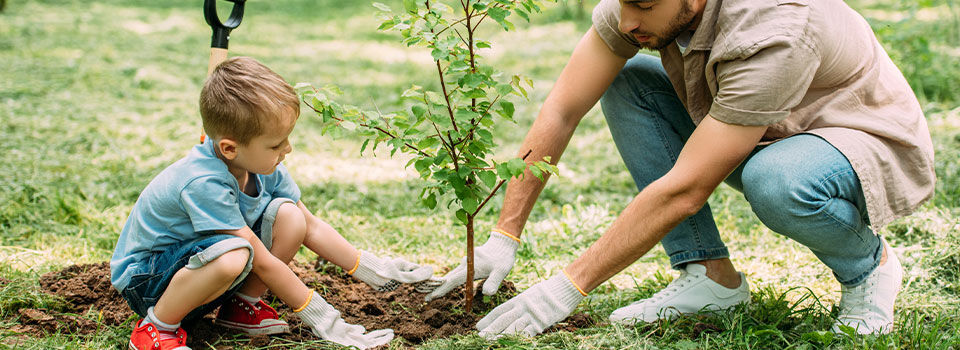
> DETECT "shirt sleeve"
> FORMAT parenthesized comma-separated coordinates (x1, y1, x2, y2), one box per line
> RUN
(179, 176, 246, 233)
(267, 163, 301, 202)
(709, 39, 820, 126)
(591, 0, 641, 59)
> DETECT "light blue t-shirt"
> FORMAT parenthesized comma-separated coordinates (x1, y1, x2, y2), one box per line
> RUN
(110, 138, 301, 290)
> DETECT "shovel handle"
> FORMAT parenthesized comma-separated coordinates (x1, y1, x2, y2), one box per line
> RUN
(204, 0, 246, 50)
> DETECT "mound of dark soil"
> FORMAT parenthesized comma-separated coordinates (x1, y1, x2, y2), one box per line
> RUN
(11, 261, 594, 348)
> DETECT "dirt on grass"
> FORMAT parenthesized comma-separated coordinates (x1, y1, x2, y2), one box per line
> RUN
(9, 261, 594, 348)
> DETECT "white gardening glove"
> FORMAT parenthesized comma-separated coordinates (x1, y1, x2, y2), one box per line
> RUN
(297, 291, 394, 349)
(425, 230, 520, 301)
(476, 273, 585, 338)
(350, 250, 434, 291)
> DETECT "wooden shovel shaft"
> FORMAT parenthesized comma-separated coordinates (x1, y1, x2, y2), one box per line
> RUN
(208, 48, 229, 76)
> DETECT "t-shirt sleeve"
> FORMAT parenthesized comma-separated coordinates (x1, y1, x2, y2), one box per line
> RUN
(268, 163, 301, 202)
(591, 0, 641, 59)
(179, 176, 246, 233)
(709, 40, 820, 126)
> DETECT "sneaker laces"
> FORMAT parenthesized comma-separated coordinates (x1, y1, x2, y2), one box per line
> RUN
(630, 270, 696, 306)
(839, 276, 880, 319)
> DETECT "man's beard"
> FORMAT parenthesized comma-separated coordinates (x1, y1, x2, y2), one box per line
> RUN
(634, 1, 698, 50)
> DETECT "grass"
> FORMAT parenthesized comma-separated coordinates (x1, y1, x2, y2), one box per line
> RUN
(1, 0, 958, 349)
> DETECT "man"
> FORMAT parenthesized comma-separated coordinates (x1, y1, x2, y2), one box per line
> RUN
(426, 0, 935, 337)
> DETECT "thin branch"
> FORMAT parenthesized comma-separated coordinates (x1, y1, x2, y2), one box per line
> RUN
(302, 95, 432, 158)
(454, 28, 469, 47)
(435, 61, 459, 133)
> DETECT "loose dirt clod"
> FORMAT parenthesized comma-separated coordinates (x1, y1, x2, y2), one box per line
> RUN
(13, 261, 593, 348)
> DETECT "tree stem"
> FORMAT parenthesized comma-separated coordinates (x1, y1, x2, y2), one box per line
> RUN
(465, 213, 475, 312)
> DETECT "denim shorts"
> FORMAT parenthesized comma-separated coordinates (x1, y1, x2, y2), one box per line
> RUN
(119, 197, 294, 319)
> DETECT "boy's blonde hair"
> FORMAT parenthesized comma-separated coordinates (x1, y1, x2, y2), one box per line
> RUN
(199, 57, 299, 144)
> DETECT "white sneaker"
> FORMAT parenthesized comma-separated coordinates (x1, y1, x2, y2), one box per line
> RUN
(609, 264, 750, 324)
(832, 237, 902, 335)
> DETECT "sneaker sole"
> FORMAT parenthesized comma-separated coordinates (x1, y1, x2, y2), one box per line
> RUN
(215, 319, 290, 335)
(129, 340, 190, 350)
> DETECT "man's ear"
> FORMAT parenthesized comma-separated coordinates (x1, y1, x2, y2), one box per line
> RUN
(217, 138, 240, 160)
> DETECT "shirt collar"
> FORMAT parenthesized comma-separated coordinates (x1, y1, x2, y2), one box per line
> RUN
(685, 0, 721, 53)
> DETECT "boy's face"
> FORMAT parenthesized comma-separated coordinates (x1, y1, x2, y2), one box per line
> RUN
(225, 111, 297, 175)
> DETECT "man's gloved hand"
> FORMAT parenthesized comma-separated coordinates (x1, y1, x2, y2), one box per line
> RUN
(425, 230, 520, 301)
(476, 273, 585, 338)
(350, 250, 434, 292)
(297, 292, 394, 349)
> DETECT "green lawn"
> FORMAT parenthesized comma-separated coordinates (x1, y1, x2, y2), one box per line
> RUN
(1, 0, 958, 349)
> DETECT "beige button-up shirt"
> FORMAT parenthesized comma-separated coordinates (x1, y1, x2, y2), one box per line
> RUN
(593, 0, 935, 229)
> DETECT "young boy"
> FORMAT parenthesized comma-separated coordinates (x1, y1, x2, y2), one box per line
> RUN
(111, 57, 434, 350)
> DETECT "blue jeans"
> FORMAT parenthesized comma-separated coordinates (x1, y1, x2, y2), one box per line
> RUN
(599, 54, 883, 286)
(119, 197, 294, 319)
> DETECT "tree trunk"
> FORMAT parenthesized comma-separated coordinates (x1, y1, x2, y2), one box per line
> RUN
(465, 214, 475, 312)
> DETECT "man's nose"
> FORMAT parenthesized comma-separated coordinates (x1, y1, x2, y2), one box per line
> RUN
(619, 9, 641, 34)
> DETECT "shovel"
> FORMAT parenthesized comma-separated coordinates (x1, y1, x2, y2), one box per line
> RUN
(204, 0, 245, 75)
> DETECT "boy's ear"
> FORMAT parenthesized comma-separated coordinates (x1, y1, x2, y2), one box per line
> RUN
(217, 138, 240, 160)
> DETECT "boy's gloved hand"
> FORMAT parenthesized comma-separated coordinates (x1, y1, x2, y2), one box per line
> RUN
(351, 250, 434, 291)
(297, 292, 394, 349)
(476, 273, 585, 338)
(425, 230, 520, 301)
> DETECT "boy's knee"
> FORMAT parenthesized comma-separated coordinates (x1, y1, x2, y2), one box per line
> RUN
(274, 202, 307, 239)
(207, 247, 251, 279)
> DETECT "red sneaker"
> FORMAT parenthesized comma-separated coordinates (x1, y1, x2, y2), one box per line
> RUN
(128, 319, 190, 350)
(215, 295, 290, 335)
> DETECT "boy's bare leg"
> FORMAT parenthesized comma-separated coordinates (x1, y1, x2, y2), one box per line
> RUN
(152, 248, 251, 325)
(297, 202, 359, 270)
(236, 202, 307, 298)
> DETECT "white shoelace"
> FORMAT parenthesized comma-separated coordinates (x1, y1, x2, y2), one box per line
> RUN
(630, 271, 697, 305)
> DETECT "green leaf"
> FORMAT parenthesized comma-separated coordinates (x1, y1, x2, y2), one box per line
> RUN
(417, 137, 440, 150)
(530, 165, 543, 181)
(431, 48, 447, 61)
(360, 139, 370, 155)
(448, 60, 470, 72)
(378, 19, 398, 31)
(458, 73, 484, 89)
(507, 158, 527, 177)
(475, 41, 492, 49)
(515, 8, 530, 22)
(477, 129, 494, 143)
(414, 158, 432, 176)
(496, 162, 511, 180)
(498, 101, 515, 120)
(487, 7, 509, 24)
(454, 108, 479, 122)
(461, 196, 478, 214)
(455, 209, 468, 225)
(422, 192, 437, 209)
(463, 88, 486, 99)
(411, 104, 427, 118)
(479, 170, 497, 188)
